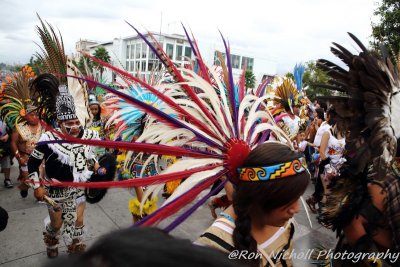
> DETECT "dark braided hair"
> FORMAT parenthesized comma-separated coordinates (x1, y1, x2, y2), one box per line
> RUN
(233, 142, 310, 266)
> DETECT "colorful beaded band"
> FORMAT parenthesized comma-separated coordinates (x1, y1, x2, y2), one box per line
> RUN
(238, 157, 306, 181)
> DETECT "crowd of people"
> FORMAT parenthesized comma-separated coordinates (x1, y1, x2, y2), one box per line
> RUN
(0, 15, 399, 267)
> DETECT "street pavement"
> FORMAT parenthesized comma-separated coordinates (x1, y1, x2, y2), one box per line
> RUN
(0, 162, 337, 266)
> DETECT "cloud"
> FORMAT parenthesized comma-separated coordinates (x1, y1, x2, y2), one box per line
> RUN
(0, 0, 378, 73)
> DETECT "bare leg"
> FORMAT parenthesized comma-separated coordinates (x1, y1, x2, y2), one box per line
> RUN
(132, 187, 144, 223)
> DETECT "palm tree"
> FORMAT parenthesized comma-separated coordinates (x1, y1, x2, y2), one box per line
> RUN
(245, 70, 256, 89)
(92, 46, 110, 80)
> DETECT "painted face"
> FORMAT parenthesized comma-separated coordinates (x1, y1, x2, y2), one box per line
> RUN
(260, 199, 301, 227)
(60, 119, 82, 137)
(25, 112, 39, 125)
(89, 104, 100, 116)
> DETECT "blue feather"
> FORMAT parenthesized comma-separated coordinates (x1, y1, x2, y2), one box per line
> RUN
(293, 63, 305, 92)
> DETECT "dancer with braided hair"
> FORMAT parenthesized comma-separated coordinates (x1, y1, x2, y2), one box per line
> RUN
(197, 143, 310, 267)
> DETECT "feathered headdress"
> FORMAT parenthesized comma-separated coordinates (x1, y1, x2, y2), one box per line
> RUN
(0, 66, 37, 128)
(274, 78, 299, 111)
(40, 24, 303, 231)
(104, 84, 170, 141)
(33, 14, 90, 126)
(293, 63, 305, 93)
(316, 33, 400, 237)
(317, 33, 400, 180)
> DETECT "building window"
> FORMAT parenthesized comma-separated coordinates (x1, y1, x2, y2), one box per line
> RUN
(130, 44, 135, 59)
(136, 61, 140, 72)
(166, 43, 174, 58)
(142, 45, 147, 59)
(184, 46, 192, 58)
(141, 61, 146, 72)
(149, 43, 157, 59)
(126, 45, 130, 59)
(129, 61, 134, 72)
(176, 45, 183, 60)
(241, 57, 254, 71)
(148, 59, 159, 72)
(231, 54, 240, 69)
(126, 60, 129, 70)
(136, 43, 142, 59)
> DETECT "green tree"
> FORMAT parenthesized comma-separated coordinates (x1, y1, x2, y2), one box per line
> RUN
(28, 56, 44, 75)
(284, 72, 294, 80)
(75, 56, 93, 76)
(302, 61, 332, 100)
(92, 46, 110, 79)
(371, 0, 400, 63)
(244, 69, 256, 89)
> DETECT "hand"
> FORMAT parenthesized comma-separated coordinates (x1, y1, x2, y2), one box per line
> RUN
(0, 134, 8, 142)
(34, 187, 47, 201)
(97, 167, 107, 175)
(18, 156, 28, 166)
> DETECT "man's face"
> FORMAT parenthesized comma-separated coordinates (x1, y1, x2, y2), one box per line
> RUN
(25, 112, 39, 125)
(60, 119, 82, 137)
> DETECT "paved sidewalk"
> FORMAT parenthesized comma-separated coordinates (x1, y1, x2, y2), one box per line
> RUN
(0, 163, 337, 266)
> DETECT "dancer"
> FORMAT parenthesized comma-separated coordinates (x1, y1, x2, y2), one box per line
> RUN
(28, 74, 102, 257)
(316, 33, 400, 266)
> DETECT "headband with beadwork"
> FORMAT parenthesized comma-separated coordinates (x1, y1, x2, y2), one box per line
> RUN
(238, 157, 306, 182)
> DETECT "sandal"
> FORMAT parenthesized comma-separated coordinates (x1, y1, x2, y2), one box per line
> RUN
(4, 179, 13, 189)
(46, 247, 58, 258)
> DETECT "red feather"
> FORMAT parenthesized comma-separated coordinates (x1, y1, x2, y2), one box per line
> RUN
(41, 164, 222, 188)
(139, 170, 227, 226)
(82, 53, 222, 142)
(143, 32, 227, 141)
(40, 136, 224, 159)
(238, 67, 246, 103)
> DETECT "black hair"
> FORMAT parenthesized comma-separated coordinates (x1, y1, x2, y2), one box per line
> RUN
(232, 142, 309, 266)
(90, 103, 102, 121)
(43, 227, 245, 267)
(326, 106, 345, 136)
(0, 206, 8, 232)
(316, 108, 325, 121)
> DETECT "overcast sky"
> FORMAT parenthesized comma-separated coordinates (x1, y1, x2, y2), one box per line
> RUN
(0, 0, 379, 74)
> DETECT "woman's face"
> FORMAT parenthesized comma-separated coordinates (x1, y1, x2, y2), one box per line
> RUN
(259, 198, 301, 227)
(90, 104, 100, 116)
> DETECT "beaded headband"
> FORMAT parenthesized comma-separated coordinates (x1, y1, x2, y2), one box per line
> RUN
(238, 157, 306, 182)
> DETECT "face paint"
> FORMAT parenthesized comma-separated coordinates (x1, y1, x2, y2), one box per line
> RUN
(25, 113, 39, 125)
(64, 125, 83, 134)
(61, 119, 82, 137)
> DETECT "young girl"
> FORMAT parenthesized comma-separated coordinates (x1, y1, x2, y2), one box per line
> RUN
(196, 142, 310, 267)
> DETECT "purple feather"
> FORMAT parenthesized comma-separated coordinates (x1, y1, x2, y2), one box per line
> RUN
(163, 176, 227, 232)
(125, 21, 168, 67)
(67, 75, 225, 150)
(219, 32, 239, 138)
(134, 170, 226, 228)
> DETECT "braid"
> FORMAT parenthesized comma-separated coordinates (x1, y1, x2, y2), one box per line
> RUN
(233, 202, 260, 267)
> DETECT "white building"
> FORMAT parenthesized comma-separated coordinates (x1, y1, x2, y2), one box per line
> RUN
(87, 32, 194, 84)
(74, 39, 99, 61)
(83, 32, 276, 86)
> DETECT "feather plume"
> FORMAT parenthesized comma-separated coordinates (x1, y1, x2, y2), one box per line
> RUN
(45, 24, 294, 230)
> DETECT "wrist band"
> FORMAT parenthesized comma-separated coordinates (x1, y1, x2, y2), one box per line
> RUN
(28, 172, 41, 189)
